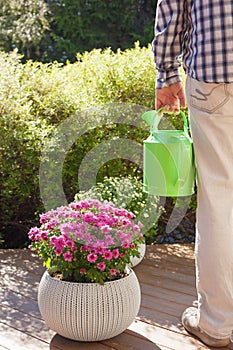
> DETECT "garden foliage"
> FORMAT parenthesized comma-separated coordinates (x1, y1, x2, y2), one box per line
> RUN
(0, 44, 160, 246)
(0, 0, 157, 62)
(0, 44, 188, 247)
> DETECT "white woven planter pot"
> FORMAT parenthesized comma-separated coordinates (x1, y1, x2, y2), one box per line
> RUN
(38, 267, 141, 341)
(130, 243, 146, 267)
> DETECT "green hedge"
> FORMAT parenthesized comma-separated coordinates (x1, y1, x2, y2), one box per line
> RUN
(0, 44, 187, 247)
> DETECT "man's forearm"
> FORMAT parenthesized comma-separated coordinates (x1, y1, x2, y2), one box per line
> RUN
(152, 0, 188, 89)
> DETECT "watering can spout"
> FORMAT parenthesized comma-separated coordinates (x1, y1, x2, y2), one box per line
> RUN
(142, 110, 162, 134)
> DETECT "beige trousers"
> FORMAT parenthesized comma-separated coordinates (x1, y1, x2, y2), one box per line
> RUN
(186, 76, 233, 339)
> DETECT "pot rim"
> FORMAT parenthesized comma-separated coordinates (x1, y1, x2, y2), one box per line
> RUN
(44, 264, 135, 286)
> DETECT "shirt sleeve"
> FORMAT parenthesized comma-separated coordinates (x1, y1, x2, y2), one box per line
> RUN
(152, 0, 188, 89)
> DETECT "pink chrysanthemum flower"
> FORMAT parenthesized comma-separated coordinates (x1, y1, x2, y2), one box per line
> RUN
(97, 262, 106, 271)
(40, 231, 48, 241)
(103, 250, 113, 260)
(28, 198, 144, 284)
(87, 253, 98, 263)
(112, 249, 120, 259)
(55, 247, 62, 255)
(63, 251, 73, 262)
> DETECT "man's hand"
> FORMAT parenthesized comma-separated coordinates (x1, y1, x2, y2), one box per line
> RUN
(156, 82, 186, 113)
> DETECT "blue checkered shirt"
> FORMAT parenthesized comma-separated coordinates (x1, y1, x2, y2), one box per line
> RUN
(153, 0, 233, 88)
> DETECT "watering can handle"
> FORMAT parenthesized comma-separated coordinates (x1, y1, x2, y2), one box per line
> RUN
(141, 108, 189, 134)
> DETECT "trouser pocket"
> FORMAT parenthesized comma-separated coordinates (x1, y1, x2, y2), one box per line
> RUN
(187, 76, 229, 113)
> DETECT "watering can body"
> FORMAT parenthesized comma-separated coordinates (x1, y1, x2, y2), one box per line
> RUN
(142, 110, 195, 197)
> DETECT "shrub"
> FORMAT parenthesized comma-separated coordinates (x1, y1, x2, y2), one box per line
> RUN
(0, 45, 187, 248)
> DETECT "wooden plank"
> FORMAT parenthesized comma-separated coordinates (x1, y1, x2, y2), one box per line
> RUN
(141, 283, 196, 304)
(102, 328, 175, 350)
(0, 287, 41, 318)
(0, 345, 10, 350)
(51, 328, 181, 350)
(0, 249, 44, 275)
(139, 245, 195, 270)
(135, 265, 195, 291)
(142, 260, 195, 278)
(146, 244, 195, 260)
(137, 308, 181, 332)
(0, 268, 45, 300)
(0, 305, 54, 342)
(227, 343, 233, 350)
(139, 281, 196, 304)
(141, 253, 195, 273)
(135, 263, 196, 296)
(0, 276, 39, 300)
(0, 323, 50, 350)
(50, 334, 116, 350)
(0, 262, 45, 282)
(127, 320, 206, 350)
(140, 293, 188, 315)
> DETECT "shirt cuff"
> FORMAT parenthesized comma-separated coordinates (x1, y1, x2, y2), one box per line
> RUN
(156, 68, 182, 89)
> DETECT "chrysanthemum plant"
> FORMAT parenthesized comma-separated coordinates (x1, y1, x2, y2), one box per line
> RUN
(28, 199, 144, 285)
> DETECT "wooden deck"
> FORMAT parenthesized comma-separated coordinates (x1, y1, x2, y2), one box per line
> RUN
(1, 244, 232, 350)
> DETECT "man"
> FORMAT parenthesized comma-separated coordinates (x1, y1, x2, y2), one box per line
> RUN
(152, 0, 233, 347)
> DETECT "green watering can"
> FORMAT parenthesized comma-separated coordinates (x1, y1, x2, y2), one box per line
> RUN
(142, 109, 195, 197)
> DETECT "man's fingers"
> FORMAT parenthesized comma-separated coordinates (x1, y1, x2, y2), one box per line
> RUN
(163, 105, 180, 114)
(155, 99, 163, 110)
(155, 82, 186, 112)
(177, 89, 186, 108)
